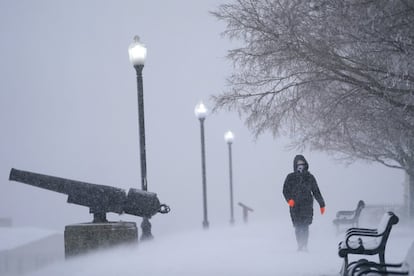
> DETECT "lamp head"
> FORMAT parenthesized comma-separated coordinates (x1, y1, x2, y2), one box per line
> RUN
(224, 130, 235, 143)
(194, 101, 208, 120)
(128, 35, 147, 66)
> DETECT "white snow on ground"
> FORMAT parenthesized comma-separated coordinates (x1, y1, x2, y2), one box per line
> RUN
(26, 218, 414, 276)
(0, 227, 58, 251)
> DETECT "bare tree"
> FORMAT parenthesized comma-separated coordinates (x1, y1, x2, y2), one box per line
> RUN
(212, 0, 414, 217)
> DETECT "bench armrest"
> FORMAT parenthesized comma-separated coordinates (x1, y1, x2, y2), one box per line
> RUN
(345, 231, 381, 249)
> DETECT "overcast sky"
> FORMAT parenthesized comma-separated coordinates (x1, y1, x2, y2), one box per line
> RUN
(0, 0, 405, 236)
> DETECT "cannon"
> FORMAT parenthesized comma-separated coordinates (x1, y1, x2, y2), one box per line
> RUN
(9, 168, 170, 223)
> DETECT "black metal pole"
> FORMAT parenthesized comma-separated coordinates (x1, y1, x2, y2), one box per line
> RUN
(228, 142, 235, 225)
(199, 118, 209, 229)
(134, 64, 153, 240)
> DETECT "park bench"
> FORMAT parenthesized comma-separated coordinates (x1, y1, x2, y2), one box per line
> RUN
(333, 200, 365, 233)
(338, 211, 399, 276)
(347, 240, 414, 275)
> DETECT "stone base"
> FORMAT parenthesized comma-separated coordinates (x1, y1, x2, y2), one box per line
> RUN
(64, 221, 138, 258)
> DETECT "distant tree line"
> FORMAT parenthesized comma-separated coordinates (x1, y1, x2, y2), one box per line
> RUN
(211, 0, 414, 217)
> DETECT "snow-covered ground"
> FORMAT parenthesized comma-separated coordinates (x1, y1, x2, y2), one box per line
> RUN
(0, 227, 58, 251)
(26, 217, 414, 276)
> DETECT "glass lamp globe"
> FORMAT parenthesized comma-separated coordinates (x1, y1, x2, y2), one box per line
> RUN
(194, 101, 208, 119)
(128, 35, 147, 66)
(224, 130, 235, 143)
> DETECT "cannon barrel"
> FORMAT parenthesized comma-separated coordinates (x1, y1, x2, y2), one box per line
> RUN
(9, 168, 169, 222)
(10, 168, 80, 195)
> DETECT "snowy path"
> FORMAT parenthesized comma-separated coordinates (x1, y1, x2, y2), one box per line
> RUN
(29, 219, 413, 276)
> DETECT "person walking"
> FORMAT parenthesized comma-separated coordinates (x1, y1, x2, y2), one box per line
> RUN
(283, 154, 326, 251)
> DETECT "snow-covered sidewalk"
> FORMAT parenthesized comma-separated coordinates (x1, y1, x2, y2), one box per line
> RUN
(28, 219, 413, 276)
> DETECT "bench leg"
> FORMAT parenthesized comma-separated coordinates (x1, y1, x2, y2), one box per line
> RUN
(340, 256, 349, 276)
(379, 252, 385, 265)
(339, 262, 345, 276)
(378, 252, 386, 274)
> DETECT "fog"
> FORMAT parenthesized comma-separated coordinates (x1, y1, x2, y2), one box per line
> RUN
(25, 219, 414, 276)
(0, 0, 405, 240)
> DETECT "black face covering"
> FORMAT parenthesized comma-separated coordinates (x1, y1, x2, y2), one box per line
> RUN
(297, 164, 305, 173)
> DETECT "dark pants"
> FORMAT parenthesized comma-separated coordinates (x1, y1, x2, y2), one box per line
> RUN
(294, 224, 309, 250)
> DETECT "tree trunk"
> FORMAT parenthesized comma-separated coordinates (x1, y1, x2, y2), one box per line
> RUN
(409, 173, 414, 220)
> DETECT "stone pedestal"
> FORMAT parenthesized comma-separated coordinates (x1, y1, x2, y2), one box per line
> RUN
(64, 221, 138, 258)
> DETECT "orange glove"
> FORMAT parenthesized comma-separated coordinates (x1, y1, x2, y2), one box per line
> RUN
(288, 199, 295, 207)
(320, 207, 325, 215)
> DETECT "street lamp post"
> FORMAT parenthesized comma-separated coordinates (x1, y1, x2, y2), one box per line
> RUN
(194, 101, 209, 229)
(224, 130, 235, 225)
(128, 35, 153, 240)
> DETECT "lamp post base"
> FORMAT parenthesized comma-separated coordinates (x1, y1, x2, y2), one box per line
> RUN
(140, 217, 153, 241)
(202, 220, 209, 229)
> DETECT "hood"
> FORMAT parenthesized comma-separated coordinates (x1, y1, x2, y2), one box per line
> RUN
(293, 154, 309, 172)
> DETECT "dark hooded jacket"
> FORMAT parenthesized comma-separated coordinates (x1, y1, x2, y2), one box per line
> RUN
(283, 155, 325, 226)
